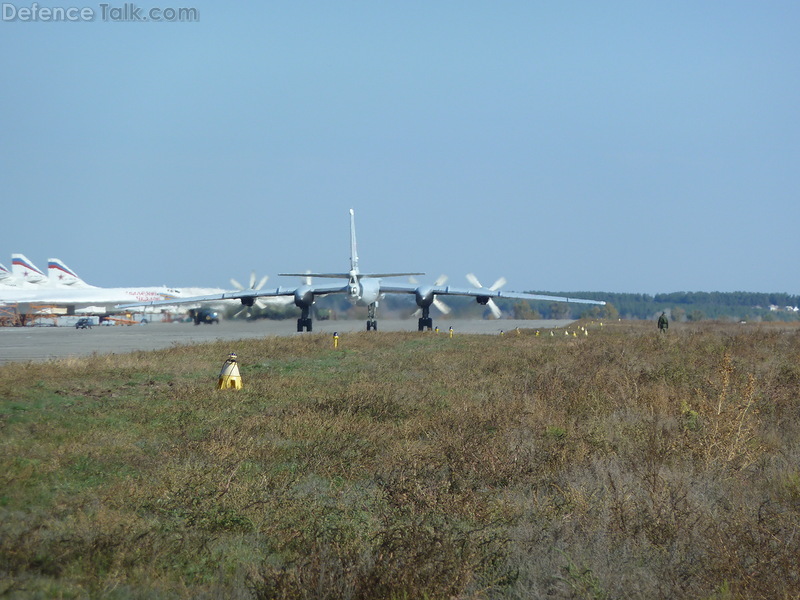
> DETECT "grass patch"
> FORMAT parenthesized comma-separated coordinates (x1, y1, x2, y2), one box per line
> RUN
(1, 321, 799, 598)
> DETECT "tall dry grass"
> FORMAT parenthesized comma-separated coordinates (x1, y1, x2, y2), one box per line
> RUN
(1, 321, 798, 599)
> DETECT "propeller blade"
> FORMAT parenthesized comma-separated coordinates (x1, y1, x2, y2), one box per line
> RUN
(248, 271, 256, 289)
(255, 275, 269, 290)
(233, 306, 249, 319)
(434, 274, 448, 287)
(230, 278, 244, 290)
(255, 298, 269, 310)
(487, 298, 502, 319)
(466, 273, 482, 288)
(409, 276, 419, 285)
(490, 276, 507, 291)
(433, 297, 451, 315)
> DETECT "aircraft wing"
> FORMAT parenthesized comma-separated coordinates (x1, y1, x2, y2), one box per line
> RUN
(378, 282, 606, 305)
(115, 283, 348, 310)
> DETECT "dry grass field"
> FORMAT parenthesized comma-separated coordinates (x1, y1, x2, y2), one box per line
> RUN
(1, 320, 799, 599)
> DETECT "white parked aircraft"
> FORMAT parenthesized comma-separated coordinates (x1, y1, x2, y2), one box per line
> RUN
(4, 254, 89, 288)
(10, 254, 49, 286)
(0, 263, 20, 286)
(1, 255, 290, 318)
(0, 282, 196, 316)
(48, 257, 91, 287)
(118, 209, 605, 332)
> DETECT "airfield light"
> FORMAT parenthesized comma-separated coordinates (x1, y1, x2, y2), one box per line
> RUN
(217, 352, 242, 390)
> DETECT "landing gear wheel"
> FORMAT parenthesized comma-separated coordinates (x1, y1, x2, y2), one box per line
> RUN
(366, 303, 378, 332)
(297, 318, 313, 332)
(418, 317, 433, 331)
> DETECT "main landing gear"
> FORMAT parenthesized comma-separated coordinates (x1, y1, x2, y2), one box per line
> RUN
(297, 306, 312, 332)
(366, 303, 378, 331)
(417, 306, 433, 331)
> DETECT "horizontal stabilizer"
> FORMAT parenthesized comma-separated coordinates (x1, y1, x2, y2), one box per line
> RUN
(280, 272, 424, 279)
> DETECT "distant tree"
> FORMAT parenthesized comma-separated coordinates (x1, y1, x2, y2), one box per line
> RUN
(581, 302, 618, 320)
(549, 303, 571, 319)
(671, 307, 686, 323)
(512, 302, 541, 320)
(601, 302, 619, 320)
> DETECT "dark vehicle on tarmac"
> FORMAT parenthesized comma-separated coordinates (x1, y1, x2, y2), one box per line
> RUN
(75, 318, 93, 329)
(189, 308, 219, 325)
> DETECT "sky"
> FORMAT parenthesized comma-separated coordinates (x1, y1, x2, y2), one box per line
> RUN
(2, 1, 798, 295)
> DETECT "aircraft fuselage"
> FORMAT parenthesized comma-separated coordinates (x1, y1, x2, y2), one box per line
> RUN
(352, 276, 381, 306)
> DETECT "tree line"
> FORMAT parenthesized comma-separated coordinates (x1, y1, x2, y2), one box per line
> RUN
(527, 291, 800, 322)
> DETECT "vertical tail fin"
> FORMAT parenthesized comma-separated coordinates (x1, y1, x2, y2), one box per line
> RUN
(11, 254, 47, 284)
(0, 263, 16, 285)
(48, 258, 90, 287)
(349, 208, 359, 273)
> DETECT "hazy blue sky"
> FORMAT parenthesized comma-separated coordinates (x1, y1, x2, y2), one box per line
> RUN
(2, 2, 798, 294)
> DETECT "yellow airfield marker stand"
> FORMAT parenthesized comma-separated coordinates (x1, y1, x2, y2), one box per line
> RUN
(449, 326, 454, 338)
(218, 352, 242, 390)
(333, 332, 339, 349)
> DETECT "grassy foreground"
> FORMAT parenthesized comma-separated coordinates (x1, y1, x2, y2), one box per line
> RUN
(1, 321, 799, 599)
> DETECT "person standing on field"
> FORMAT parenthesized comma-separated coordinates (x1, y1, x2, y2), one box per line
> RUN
(658, 311, 669, 333)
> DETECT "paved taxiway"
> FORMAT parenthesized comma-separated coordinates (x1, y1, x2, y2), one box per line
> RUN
(0, 318, 576, 364)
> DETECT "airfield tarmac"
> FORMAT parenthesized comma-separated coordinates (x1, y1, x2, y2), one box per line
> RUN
(0, 318, 575, 364)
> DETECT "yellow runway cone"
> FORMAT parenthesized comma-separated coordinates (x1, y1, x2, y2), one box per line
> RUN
(217, 352, 242, 390)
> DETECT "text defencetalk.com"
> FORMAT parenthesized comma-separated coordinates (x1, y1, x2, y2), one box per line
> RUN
(3, 2, 199, 22)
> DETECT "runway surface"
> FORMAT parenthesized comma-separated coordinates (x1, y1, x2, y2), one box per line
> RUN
(0, 318, 575, 364)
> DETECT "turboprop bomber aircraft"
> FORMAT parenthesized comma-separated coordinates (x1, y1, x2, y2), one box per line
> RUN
(118, 209, 605, 332)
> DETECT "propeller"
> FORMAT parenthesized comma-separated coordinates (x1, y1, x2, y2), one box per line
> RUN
(411, 274, 451, 316)
(230, 271, 270, 318)
(466, 273, 507, 319)
(231, 270, 269, 292)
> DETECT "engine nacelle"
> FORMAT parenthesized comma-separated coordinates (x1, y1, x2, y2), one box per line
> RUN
(294, 287, 314, 308)
(476, 296, 490, 306)
(240, 296, 255, 307)
(415, 286, 434, 308)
